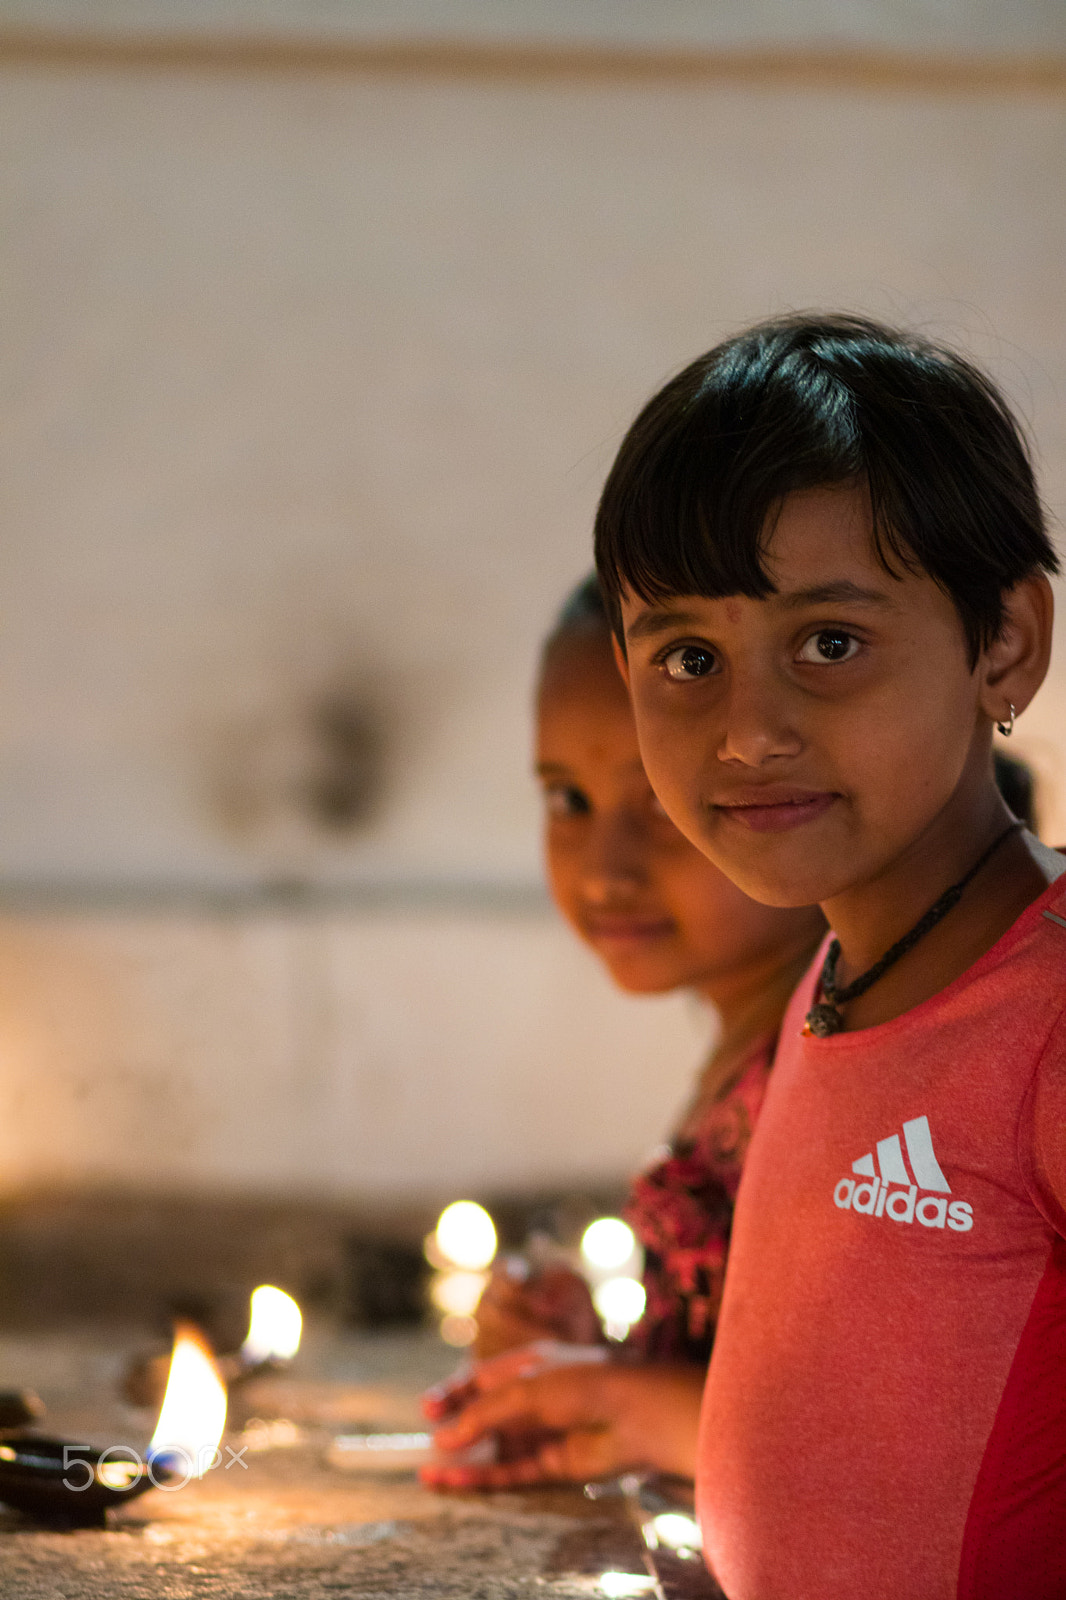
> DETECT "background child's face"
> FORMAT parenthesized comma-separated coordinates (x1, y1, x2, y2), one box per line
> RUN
(618, 483, 1004, 910)
(536, 629, 819, 996)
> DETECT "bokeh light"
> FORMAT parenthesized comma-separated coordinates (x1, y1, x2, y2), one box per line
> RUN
(439, 1313, 479, 1347)
(434, 1201, 497, 1271)
(647, 1512, 702, 1552)
(597, 1574, 656, 1598)
(592, 1276, 646, 1339)
(429, 1269, 487, 1317)
(581, 1217, 636, 1271)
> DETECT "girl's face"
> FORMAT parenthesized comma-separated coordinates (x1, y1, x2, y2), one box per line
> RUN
(536, 628, 821, 997)
(615, 482, 1043, 916)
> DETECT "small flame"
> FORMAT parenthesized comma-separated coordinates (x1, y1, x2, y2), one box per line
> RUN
(240, 1285, 303, 1365)
(149, 1321, 227, 1476)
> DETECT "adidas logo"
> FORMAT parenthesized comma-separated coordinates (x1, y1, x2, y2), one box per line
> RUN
(832, 1115, 973, 1232)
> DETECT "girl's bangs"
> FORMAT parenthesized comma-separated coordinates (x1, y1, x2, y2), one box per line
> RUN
(599, 448, 782, 612)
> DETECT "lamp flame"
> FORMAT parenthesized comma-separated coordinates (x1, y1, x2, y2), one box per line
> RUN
(240, 1285, 303, 1366)
(149, 1321, 227, 1476)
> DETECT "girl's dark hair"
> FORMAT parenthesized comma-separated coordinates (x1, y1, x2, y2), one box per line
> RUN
(993, 749, 1039, 832)
(594, 313, 1058, 663)
(550, 572, 609, 636)
(537, 573, 612, 681)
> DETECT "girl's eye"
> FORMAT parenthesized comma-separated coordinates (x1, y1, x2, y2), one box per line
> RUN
(543, 785, 590, 818)
(797, 629, 860, 665)
(661, 644, 718, 681)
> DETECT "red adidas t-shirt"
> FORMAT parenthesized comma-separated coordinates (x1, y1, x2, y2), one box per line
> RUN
(697, 872, 1066, 1600)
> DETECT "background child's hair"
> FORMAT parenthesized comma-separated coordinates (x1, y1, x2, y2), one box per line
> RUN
(547, 573, 609, 640)
(595, 313, 1059, 663)
(993, 750, 1039, 832)
(537, 573, 612, 685)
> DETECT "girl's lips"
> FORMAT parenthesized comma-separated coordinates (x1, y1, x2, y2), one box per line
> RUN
(713, 792, 838, 833)
(582, 915, 676, 942)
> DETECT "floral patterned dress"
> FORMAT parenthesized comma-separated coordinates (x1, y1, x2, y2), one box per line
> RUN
(623, 1033, 775, 1363)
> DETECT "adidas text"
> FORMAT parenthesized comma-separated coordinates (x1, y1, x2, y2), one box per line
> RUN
(833, 1178, 973, 1231)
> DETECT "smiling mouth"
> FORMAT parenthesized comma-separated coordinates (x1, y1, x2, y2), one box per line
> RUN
(712, 790, 839, 833)
(582, 914, 676, 942)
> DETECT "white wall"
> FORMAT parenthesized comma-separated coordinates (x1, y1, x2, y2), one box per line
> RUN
(0, 908, 705, 1195)
(1, 0, 1064, 53)
(0, 21, 1063, 1197)
(2, 62, 1065, 890)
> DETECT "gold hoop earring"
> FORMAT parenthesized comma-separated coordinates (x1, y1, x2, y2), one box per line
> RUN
(996, 703, 1016, 738)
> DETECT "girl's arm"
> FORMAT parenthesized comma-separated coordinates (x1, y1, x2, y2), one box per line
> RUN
(422, 1359, 705, 1488)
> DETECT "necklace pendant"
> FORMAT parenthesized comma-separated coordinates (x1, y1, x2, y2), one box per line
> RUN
(804, 1002, 844, 1038)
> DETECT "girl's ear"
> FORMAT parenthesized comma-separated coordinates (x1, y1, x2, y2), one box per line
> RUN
(978, 574, 1054, 725)
(611, 633, 630, 688)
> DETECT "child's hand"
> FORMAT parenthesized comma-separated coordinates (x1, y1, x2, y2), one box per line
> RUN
(422, 1337, 608, 1423)
(473, 1261, 602, 1357)
(421, 1361, 705, 1489)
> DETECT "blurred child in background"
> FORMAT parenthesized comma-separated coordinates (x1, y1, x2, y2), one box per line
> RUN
(422, 576, 825, 1486)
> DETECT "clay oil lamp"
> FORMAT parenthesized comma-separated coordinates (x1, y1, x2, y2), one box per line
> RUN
(123, 1285, 303, 1412)
(0, 1321, 227, 1528)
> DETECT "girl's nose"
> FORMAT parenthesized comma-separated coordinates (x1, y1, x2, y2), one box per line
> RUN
(579, 813, 647, 901)
(717, 675, 803, 767)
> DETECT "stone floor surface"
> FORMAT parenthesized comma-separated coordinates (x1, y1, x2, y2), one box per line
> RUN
(0, 1324, 702, 1600)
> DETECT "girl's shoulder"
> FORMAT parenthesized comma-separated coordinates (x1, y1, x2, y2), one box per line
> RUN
(688, 1036, 775, 1180)
(680, 1030, 776, 1135)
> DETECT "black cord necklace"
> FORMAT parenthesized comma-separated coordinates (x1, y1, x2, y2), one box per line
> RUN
(804, 821, 1022, 1038)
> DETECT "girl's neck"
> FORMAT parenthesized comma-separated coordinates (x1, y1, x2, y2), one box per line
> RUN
(688, 938, 822, 1115)
(817, 777, 1063, 1032)
(823, 782, 1014, 979)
